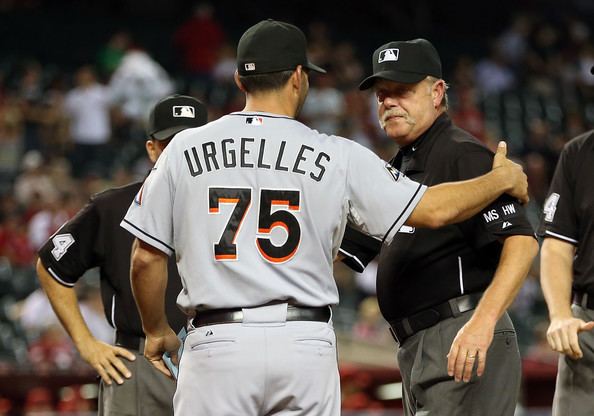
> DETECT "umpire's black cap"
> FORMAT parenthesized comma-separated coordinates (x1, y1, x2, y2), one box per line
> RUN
(148, 95, 208, 140)
(237, 19, 326, 76)
(359, 38, 442, 90)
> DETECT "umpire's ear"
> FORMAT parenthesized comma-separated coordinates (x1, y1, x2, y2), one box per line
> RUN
(234, 70, 247, 93)
(145, 140, 159, 163)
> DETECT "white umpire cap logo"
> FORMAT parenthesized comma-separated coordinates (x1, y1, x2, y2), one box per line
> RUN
(148, 95, 207, 140)
(378, 48, 399, 63)
(173, 106, 196, 118)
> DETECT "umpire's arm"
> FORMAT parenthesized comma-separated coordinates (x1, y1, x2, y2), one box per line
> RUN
(406, 142, 527, 228)
(37, 259, 136, 384)
(130, 238, 180, 377)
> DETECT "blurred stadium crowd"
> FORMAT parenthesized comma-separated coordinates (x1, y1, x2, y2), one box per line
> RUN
(0, 0, 593, 413)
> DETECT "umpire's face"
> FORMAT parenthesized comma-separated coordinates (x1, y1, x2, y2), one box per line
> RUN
(375, 77, 444, 146)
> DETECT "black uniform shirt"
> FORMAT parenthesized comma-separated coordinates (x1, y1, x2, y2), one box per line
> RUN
(375, 113, 534, 321)
(38, 182, 186, 338)
(538, 130, 594, 293)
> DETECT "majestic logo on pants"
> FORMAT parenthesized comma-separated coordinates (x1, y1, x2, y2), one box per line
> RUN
(379, 48, 399, 63)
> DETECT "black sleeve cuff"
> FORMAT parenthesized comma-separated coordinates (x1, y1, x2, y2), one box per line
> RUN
(339, 225, 382, 273)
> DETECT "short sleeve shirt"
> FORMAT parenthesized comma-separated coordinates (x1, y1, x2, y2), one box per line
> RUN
(121, 112, 427, 311)
(374, 114, 534, 320)
(38, 183, 186, 336)
(538, 130, 594, 292)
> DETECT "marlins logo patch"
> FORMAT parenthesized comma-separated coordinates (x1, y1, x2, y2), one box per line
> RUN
(173, 106, 195, 118)
(543, 193, 560, 222)
(378, 48, 399, 63)
(385, 163, 401, 181)
(134, 183, 146, 206)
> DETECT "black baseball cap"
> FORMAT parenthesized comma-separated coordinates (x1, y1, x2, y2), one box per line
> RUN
(237, 19, 326, 76)
(148, 95, 208, 140)
(359, 38, 442, 90)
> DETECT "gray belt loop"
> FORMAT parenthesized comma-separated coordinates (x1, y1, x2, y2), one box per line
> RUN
(582, 293, 589, 308)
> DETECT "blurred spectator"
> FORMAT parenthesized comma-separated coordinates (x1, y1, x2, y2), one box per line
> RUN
(96, 31, 131, 81)
(352, 296, 389, 343)
(27, 193, 70, 251)
(23, 386, 54, 415)
(17, 62, 45, 154)
(173, 2, 224, 97)
(331, 42, 364, 89)
(496, 14, 533, 68)
(19, 284, 112, 344)
(0, 213, 35, 268)
(451, 56, 477, 91)
(300, 72, 345, 135)
(475, 42, 516, 96)
(306, 21, 333, 70)
(451, 87, 486, 141)
(109, 49, 173, 142)
(0, 94, 23, 188)
(208, 42, 238, 115)
(63, 66, 112, 178)
(13, 151, 58, 209)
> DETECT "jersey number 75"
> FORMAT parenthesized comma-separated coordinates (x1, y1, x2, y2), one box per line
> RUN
(208, 187, 301, 264)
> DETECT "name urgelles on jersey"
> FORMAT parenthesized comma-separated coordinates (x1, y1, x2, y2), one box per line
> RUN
(183, 137, 331, 182)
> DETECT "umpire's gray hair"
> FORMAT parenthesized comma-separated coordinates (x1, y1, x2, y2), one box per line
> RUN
(427, 76, 449, 110)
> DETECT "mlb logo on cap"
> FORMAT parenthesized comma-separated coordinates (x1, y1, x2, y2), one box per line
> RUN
(173, 106, 196, 118)
(378, 48, 399, 63)
(245, 63, 256, 71)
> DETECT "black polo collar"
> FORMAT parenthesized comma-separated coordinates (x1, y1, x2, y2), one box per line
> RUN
(391, 112, 451, 173)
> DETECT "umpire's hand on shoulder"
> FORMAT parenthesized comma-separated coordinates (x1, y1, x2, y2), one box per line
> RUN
(547, 317, 594, 359)
(492, 141, 529, 205)
(77, 337, 136, 385)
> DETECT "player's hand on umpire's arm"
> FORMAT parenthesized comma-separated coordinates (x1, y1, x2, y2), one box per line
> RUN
(77, 336, 136, 385)
(546, 317, 594, 359)
(144, 326, 181, 379)
(491, 141, 529, 205)
(405, 141, 529, 229)
(447, 316, 494, 383)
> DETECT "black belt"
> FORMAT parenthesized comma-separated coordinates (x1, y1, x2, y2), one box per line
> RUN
(573, 291, 594, 310)
(115, 331, 144, 352)
(388, 292, 483, 345)
(192, 305, 331, 328)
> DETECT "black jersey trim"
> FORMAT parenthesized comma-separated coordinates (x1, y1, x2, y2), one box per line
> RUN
(544, 230, 578, 245)
(381, 183, 424, 245)
(338, 248, 365, 272)
(47, 266, 75, 288)
(229, 112, 295, 121)
(121, 219, 175, 253)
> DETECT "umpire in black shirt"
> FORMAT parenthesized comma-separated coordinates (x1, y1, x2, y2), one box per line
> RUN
(36, 95, 207, 415)
(539, 129, 594, 416)
(340, 39, 538, 415)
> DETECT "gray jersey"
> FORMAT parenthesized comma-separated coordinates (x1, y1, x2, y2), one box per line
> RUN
(121, 111, 426, 311)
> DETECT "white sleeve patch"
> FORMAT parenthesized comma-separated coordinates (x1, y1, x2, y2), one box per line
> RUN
(51, 233, 75, 260)
(543, 193, 560, 222)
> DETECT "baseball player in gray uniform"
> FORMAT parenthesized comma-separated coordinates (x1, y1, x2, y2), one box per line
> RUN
(121, 20, 529, 416)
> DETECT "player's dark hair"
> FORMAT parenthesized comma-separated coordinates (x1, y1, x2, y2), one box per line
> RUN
(238, 70, 294, 93)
